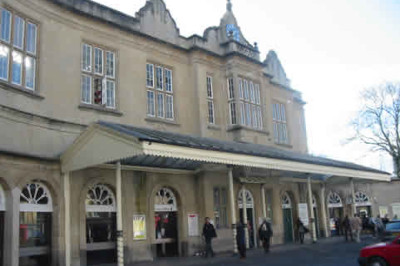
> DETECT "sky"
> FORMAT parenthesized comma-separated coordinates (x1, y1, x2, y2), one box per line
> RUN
(94, 0, 400, 173)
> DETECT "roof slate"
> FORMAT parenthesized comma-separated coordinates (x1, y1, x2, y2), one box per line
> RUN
(97, 121, 388, 175)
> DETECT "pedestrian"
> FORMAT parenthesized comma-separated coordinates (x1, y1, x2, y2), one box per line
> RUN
(375, 215, 384, 240)
(259, 218, 273, 253)
(351, 214, 362, 243)
(334, 217, 341, 236)
(296, 218, 306, 244)
(202, 217, 217, 258)
(382, 214, 389, 226)
(236, 221, 246, 259)
(343, 215, 353, 242)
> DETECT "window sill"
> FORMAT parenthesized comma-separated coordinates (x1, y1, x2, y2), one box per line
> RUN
(274, 142, 293, 148)
(78, 104, 123, 116)
(207, 124, 221, 131)
(145, 116, 180, 126)
(226, 124, 269, 135)
(0, 82, 44, 100)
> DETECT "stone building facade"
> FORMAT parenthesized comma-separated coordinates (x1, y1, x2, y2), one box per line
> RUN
(0, 0, 393, 265)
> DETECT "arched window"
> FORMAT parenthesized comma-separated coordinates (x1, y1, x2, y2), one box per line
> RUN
(19, 182, 52, 266)
(281, 192, 292, 209)
(238, 189, 254, 209)
(85, 184, 116, 213)
(327, 192, 342, 208)
(20, 182, 53, 212)
(154, 187, 177, 212)
(0, 184, 5, 211)
(354, 191, 371, 206)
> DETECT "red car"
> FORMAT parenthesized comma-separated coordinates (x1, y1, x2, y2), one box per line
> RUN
(358, 235, 400, 266)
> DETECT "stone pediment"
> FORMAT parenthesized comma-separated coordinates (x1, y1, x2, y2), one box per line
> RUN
(264, 50, 291, 88)
(135, 0, 180, 44)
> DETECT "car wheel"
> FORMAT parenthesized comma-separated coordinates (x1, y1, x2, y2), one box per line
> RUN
(368, 257, 388, 266)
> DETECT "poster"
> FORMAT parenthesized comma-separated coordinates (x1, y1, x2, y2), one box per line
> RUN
(188, 213, 199, 236)
(392, 203, 400, 219)
(298, 203, 309, 226)
(379, 206, 388, 218)
(133, 214, 146, 240)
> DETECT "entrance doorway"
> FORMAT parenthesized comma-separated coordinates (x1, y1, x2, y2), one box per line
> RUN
(19, 183, 53, 266)
(355, 191, 372, 218)
(85, 184, 117, 265)
(327, 192, 344, 236)
(281, 192, 293, 243)
(154, 187, 179, 257)
(238, 189, 256, 249)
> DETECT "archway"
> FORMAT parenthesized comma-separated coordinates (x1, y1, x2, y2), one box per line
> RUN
(0, 184, 5, 266)
(19, 182, 53, 266)
(281, 192, 294, 243)
(238, 189, 256, 248)
(154, 187, 179, 257)
(355, 191, 372, 218)
(85, 183, 117, 265)
(327, 192, 343, 236)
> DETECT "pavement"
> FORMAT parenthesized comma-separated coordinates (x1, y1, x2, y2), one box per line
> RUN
(103, 235, 380, 266)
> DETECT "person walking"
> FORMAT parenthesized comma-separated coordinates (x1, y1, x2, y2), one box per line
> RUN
(202, 217, 217, 258)
(343, 215, 353, 242)
(296, 218, 306, 244)
(259, 218, 273, 253)
(236, 221, 246, 259)
(351, 214, 362, 242)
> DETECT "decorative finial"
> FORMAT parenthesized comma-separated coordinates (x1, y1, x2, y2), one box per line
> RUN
(227, 0, 232, 11)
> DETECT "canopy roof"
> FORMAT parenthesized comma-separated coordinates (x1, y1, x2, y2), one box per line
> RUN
(60, 121, 390, 182)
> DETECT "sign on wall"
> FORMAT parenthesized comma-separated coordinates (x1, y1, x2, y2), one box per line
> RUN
(392, 203, 400, 219)
(298, 203, 309, 226)
(133, 214, 146, 240)
(188, 213, 199, 237)
(379, 206, 388, 218)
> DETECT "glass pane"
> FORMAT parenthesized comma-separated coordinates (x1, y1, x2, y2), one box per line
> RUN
(228, 78, 235, 99)
(0, 9, 11, 43)
(273, 122, 279, 143)
(255, 85, 260, 104)
(25, 56, 35, 90)
(156, 66, 163, 90)
(94, 48, 103, 74)
(81, 75, 91, 104)
(82, 44, 92, 72)
(230, 102, 236, 124)
(281, 104, 286, 122)
(0, 45, 9, 80)
(86, 212, 116, 243)
(276, 103, 281, 121)
(240, 102, 245, 125)
(249, 81, 255, 103)
(11, 51, 22, 85)
(146, 64, 153, 88)
(207, 76, 213, 98)
(147, 90, 155, 116)
(245, 103, 251, 126)
(26, 22, 37, 54)
(157, 93, 164, 118)
(105, 51, 115, 78)
(19, 212, 51, 248)
(13, 15, 25, 49)
(238, 78, 243, 99)
(165, 68, 172, 92)
(243, 80, 249, 100)
(257, 106, 263, 129)
(166, 95, 174, 119)
(213, 188, 220, 207)
(252, 105, 257, 128)
(208, 100, 214, 124)
(106, 80, 115, 108)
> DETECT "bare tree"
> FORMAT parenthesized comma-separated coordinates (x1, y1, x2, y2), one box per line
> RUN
(352, 82, 400, 178)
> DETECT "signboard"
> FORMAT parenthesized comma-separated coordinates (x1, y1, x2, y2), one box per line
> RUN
(298, 203, 309, 226)
(155, 204, 177, 212)
(379, 206, 388, 218)
(392, 203, 400, 219)
(188, 214, 199, 236)
(133, 215, 146, 240)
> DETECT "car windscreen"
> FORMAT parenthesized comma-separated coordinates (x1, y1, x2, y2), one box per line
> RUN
(386, 222, 400, 230)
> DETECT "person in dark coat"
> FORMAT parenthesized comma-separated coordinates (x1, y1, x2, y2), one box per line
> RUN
(296, 218, 306, 244)
(236, 221, 246, 259)
(343, 215, 353, 242)
(202, 217, 217, 258)
(259, 218, 273, 253)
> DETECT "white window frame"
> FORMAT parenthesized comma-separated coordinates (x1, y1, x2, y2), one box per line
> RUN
(208, 100, 215, 124)
(157, 92, 164, 118)
(11, 50, 22, 85)
(272, 102, 289, 144)
(147, 90, 155, 117)
(1, 8, 11, 43)
(19, 183, 53, 213)
(165, 68, 173, 93)
(165, 94, 174, 120)
(146, 63, 154, 88)
(156, 66, 163, 91)
(13, 15, 25, 50)
(105, 51, 115, 79)
(82, 43, 92, 73)
(207, 75, 215, 124)
(94, 47, 104, 75)
(26, 22, 37, 55)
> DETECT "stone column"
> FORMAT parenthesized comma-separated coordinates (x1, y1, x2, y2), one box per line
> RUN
(320, 183, 329, 238)
(261, 185, 267, 219)
(307, 176, 317, 243)
(242, 185, 249, 249)
(116, 162, 124, 266)
(228, 167, 238, 253)
(350, 178, 356, 216)
(63, 172, 71, 266)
